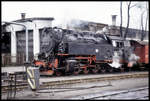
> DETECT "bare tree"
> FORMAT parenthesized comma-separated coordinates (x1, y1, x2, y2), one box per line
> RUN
(136, 2, 148, 41)
(145, 3, 148, 32)
(120, 1, 123, 37)
(124, 2, 140, 39)
(124, 1, 131, 39)
(140, 11, 145, 41)
(144, 2, 148, 40)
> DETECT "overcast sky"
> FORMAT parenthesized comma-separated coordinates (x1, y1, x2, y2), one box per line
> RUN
(2, 1, 149, 30)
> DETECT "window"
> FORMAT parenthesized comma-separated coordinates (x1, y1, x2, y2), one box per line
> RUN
(116, 42, 123, 48)
(112, 40, 116, 47)
(124, 41, 130, 47)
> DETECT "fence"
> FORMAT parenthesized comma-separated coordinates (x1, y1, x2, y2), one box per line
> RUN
(1, 53, 33, 67)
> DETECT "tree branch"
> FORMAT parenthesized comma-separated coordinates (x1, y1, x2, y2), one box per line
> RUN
(120, 1, 123, 37)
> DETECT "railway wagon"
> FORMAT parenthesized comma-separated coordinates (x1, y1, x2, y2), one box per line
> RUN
(130, 40, 149, 69)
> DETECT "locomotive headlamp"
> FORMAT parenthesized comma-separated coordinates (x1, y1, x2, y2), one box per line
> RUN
(95, 49, 99, 53)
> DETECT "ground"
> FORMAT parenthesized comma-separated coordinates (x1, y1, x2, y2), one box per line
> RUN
(2, 77, 148, 100)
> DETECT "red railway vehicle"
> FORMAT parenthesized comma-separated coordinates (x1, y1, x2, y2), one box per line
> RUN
(130, 40, 149, 69)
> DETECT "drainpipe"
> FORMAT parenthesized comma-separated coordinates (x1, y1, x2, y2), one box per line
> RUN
(2, 21, 29, 63)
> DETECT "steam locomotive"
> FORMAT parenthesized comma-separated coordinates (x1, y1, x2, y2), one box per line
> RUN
(32, 27, 148, 76)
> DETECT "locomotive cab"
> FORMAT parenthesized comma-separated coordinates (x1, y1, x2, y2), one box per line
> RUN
(108, 36, 135, 70)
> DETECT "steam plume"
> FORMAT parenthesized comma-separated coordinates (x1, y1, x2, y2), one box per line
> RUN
(109, 52, 121, 68)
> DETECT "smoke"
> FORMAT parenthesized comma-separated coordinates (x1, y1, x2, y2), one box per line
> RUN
(109, 52, 121, 68)
(55, 18, 90, 31)
(69, 19, 89, 30)
(128, 53, 140, 67)
(96, 26, 109, 34)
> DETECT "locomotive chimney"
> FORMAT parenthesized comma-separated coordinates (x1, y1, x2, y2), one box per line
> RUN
(21, 13, 26, 20)
(111, 15, 117, 26)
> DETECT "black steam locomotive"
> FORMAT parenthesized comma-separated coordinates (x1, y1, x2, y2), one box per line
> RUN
(33, 27, 136, 76)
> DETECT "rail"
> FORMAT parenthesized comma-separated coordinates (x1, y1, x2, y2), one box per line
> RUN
(2, 72, 148, 93)
(85, 87, 149, 100)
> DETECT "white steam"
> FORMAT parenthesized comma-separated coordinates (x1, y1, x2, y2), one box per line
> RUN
(55, 18, 89, 30)
(109, 52, 121, 68)
(96, 26, 109, 34)
(128, 53, 140, 67)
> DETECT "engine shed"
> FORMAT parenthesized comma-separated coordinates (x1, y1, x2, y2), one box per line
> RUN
(2, 14, 54, 64)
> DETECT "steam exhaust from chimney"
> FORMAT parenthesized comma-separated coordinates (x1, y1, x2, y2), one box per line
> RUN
(21, 13, 26, 20)
(111, 15, 117, 26)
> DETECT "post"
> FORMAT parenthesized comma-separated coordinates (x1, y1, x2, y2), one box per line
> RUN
(10, 27, 17, 63)
(25, 27, 29, 62)
(33, 22, 40, 60)
(27, 66, 40, 91)
(14, 74, 17, 98)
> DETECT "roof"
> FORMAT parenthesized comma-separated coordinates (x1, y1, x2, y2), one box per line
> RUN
(130, 40, 149, 45)
(108, 35, 124, 41)
(12, 17, 54, 22)
(88, 22, 108, 26)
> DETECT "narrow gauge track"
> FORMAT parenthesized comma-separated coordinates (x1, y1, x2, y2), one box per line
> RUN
(1, 71, 148, 93)
(40, 71, 148, 87)
(79, 87, 149, 100)
(36, 83, 112, 94)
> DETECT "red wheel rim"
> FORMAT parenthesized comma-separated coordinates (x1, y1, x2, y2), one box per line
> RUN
(101, 69, 106, 73)
(92, 67, 99, 74)
(120, 68, 124, 72)
(83, 68, 89, 74)
(74, 71, 80, 75)
(74, 68, 80, 75)
(108, 68, 113, 73)
(55, 71, 62, 76)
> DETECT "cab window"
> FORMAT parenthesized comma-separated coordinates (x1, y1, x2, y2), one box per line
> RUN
(116, 42, 123, 48)
(124, 41, 131, 47)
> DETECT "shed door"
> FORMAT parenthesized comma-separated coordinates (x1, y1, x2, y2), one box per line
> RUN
(16, 30, 33, 61)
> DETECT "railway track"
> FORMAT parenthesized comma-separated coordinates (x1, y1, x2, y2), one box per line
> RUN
(1, 71, 148, 93)
(41, 72, 148, 87)
(73, 87, 149, 100)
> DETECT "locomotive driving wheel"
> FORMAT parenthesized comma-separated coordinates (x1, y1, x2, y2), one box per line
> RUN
(73, 67, 80, 75)
(100, 66, 106, 73)
(92, 65, 99, 74)
(55, 70, 62, 76)
(120, 67, 124, 72)
(83, 68, 89, 74)
(108, 67, 113, 73)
